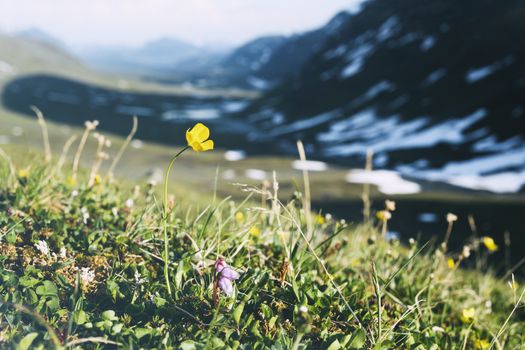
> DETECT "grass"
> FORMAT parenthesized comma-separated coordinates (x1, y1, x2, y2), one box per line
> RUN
(0, 120, 524, 349)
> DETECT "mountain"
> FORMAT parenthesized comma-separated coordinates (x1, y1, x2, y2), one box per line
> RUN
(241, 0, 525, 192)
(0, 31, 88, 80)
(187, 12, 353, 89)
(78, 37, 212, 77)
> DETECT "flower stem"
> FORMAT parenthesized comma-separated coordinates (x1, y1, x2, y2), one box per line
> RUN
(163, 146, 189, 296)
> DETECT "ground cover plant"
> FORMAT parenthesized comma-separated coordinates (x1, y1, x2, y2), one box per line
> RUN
(0, 118, 524, 349)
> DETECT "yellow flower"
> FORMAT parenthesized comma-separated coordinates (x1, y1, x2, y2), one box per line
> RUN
(249, 226, 261, 237)
(93, 174, 102, 185)
(316, 214, 325, 225)
(474, 339, 489, 350)
(186, 123, 214, 152)
(66, 176, 77, 187)
(376, 210, 392, 221)
(235, 212, 244, 224)
(482, 237, 498, 252)
(460, 308, 475, 323)
(447, 258, 455, 269)
(17, 169, 29, 178)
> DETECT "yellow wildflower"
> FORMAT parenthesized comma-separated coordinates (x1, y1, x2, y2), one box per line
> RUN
(66, 176, 77, 187)
(249, 226, 261, 237)
(460, 308, 475, 323)
(474, 339, 489, 350)
(316, 214, 325, 225)
(93, 174, 102, 185)
(17, 169, 29, 178)
(235, 212, 245, 224)
(376, 210, 392, 221)
(186, 123, 214, 152)
(447, 258, 455, 269)
(482, 237, 498, 252)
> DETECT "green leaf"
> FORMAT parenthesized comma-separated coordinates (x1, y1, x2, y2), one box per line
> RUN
(327, 339, 341, 350)
(348, 329, 366, 349)
(101, 310, 118, 321)
(74, 310, 87, 325)
(135, 327, 154, 340)
(175, 260, 185, 289)
(233, 302, 245, 325)
(16, 332, 38, 350)
(179, 340, 197, 350)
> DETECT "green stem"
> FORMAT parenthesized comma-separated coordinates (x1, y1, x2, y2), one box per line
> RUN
(163, 146, 189, 296)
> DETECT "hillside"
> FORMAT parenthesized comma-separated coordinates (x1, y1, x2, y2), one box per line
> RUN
(240, 0, 525, 192)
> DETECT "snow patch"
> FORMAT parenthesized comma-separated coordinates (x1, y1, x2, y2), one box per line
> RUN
(245, 169, 267, 181)
(465, 56, 514, 83)
(346, 169, 421, 194)
(292, 160, 328, 172)
(224, 150, 246, 161)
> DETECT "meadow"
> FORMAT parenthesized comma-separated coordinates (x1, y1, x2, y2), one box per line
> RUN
(0, 116, 524, 349)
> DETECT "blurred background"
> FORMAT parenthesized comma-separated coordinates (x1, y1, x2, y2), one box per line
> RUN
(0, 0, 524, 263)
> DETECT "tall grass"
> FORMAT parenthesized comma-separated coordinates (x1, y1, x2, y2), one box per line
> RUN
(0, 120, 523, 349)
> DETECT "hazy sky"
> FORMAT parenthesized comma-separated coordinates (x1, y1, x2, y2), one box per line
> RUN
(0, 0, 365, 48)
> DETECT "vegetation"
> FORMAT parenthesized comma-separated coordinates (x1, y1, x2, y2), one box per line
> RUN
(0, 119, 524, 349)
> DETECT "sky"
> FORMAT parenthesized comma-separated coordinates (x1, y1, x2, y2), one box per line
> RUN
(0, 0, 365, 48)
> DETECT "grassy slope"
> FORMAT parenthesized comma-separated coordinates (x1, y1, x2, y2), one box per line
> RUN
(0, 147, 524, 349)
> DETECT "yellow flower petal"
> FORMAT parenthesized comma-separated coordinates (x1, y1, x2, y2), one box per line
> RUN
(474, 339, 489, 350)
(460, 308, 475, 323)
(200, 140, 214, 151)
(482, 237, 498, 252)
(190, 123, 210, 143)
(447, 258, 455, 269)
(186, 123, 214, 152)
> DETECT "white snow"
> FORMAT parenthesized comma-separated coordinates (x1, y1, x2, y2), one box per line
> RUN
(422, 68, 447, 86)
(130, 139, 144, 149)
(340, 43, 375, 79)
(418, 213, 437, 223)
(447, 172, 525, 193)
(245, 169, 267, 181)
(247, 76, 273, 90)
(269, 110, 338, 137)
(341, 58, 364, 78)
(162, 108, 219, 120)
(420, 36, 435, 51)
(292, 160, 328, 172)
(222, 101, 248, 113)
(321, 108, 486, 156)
(224, 150, 246, 161)
(465, 56, 514, 83)
(377, 17, 400, 42)
(346, 169, 421, 194)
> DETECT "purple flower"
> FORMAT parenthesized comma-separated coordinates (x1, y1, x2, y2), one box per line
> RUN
(215, 258, 240, 296)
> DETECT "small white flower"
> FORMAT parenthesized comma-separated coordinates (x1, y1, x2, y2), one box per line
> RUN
(299, 305, 308, 313)
(80, 267, 96, 284)
(125, 198, 134, 208)
(59, 247, 67, 258)
(71, 190, 79, 197)
(80, 207, 90, 224)
(446, 213, 458, 223)
(134, 270, 146, 284)
(431, 326, 445, 333)
(35, 240, 49, 256)
(409, 238, 416, 245)
(461, 245, 471, 259)
(112, 207, 119, 217)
